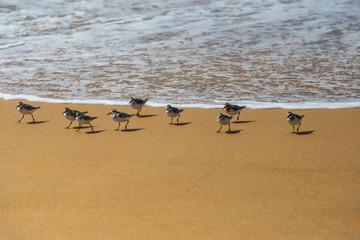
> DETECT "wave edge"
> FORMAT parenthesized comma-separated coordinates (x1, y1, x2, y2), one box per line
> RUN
(1, 93, 359, 110)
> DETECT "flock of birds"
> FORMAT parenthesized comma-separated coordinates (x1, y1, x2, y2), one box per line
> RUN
(16, 98, 304, 133)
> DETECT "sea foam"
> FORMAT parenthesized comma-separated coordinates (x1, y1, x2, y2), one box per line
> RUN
(1, 0, 359, 108)
(1, 93, 359, 110)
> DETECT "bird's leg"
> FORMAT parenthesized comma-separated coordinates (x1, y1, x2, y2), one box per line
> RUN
(17, 114, 24, 123)
(31, 114, 36, 122)
(292, 125, 295, 133)
(237, 112, 240, 120)
(125, 121, 129, 130)
(177, 114, 180, 123)
(297, 123, 301, 133)
(89, 124, 94, 132)
(217, 125, 222, 133)
(226, 124, 231, 132)
(170, 117, 173, 124)
(116, 122, 120, 131)
(66, 121, 72, 129)
(76, 123, 82, 132)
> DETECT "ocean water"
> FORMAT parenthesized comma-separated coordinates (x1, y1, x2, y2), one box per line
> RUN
(1, 0, 360, 109)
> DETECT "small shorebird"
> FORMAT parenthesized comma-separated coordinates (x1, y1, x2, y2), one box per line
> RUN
(217, 113, 232, 133)
(75, 113, 97, 132)
(286, 111, 304, 133)
(223, 103, 246, 121)
(129, 97, 148, 116)
(63, 107, 88, 129)
(16, 102, 40, 123)
(107, 109, 135, 130)
(166, 105, 184, 124)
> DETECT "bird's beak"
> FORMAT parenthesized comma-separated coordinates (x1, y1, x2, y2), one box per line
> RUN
(222, 106, 226, 109)
(107, 112, 111, 115)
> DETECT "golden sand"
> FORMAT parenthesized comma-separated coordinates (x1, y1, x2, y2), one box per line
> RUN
(1, 99, 359, 239)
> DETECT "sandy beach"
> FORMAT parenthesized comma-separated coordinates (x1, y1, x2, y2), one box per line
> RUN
(0, 99, 359, 240)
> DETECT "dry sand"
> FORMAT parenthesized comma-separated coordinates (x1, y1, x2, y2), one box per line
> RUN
(0, 99, 359, 240)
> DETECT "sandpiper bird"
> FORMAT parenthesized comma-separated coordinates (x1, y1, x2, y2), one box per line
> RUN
(16, 102, 40, 123)
(166, 105, 184, 124)
(63, 107, 88, 129)
(286, 111, 304, 133)
(129, 97, 148, 116)
(107, 109, 135, 131)
(75, 112, 97, 132)
(217, 113, 232, 133)
(223, 103, 246, 121)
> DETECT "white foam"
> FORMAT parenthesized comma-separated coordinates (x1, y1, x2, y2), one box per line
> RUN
(0, 42, 25, 50)
(1, 0, 359, 108)
(1, 93, 359, 110)
(0, 93, 127, 106)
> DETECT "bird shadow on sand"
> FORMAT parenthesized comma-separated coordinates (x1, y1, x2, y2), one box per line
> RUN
(72, 126, 91, 130)
(173, 122, 192, 126)
(226, 130, 241, 134)
(121, 128, 144, 132)
(137, 114, 158, 118)
(27, 121, 49, 124)
(295, 130, 315, 135)
(85, 130, 106, 134)
(233, 120, 256, 124)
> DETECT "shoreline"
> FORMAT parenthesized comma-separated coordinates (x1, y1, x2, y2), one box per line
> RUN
(2, 94, 360, 110)
(1, 99, 359, 240)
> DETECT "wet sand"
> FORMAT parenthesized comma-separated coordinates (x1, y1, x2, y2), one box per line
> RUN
(1, 99, 359, 240)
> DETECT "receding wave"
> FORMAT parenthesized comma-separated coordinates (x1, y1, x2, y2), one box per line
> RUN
(0, 42, 25, 50)
(2, 92, 359, 110)
(0, 0, 359, 108)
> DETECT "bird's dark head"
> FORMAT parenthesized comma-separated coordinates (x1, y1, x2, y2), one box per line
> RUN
(63, 107, 71, 114)
(16, 102, 24, 109)
(223, 103, 231, 109)
(107, 109, 117, 115)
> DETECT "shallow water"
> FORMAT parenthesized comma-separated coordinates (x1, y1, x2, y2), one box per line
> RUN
(1, 0, 360, 108)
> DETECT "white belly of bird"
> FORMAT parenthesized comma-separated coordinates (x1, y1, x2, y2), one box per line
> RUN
(166, 111, 178, 118)
(218, 118, 231, 125)
(64, 113, 75, 121)
(226, 109, 240, 115)
(113, 116, 130, 122)
(17, 107, 36, 114)
(77, 118, 92, 124)
(131, 103, 144, 109)
(287, 118, 301, 125)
